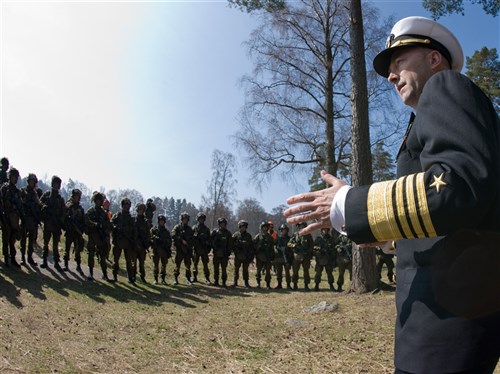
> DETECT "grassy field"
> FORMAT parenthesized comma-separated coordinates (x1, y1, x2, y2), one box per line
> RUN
(1, 244, 497, 374)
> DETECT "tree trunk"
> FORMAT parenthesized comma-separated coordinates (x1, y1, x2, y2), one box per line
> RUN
(348, 0, 378, 293)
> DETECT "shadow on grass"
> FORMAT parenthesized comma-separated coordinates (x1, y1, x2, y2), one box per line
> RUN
(0, 255, 258, 309)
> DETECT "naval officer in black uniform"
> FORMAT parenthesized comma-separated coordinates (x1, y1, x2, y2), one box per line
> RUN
(285, 16, 500, 374)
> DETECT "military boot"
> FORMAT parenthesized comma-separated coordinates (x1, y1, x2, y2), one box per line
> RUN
(76, 262, 84, 276)
(304, 284, 310, 291)
(54, 261, 63, 272)
(266, 281, 271, 290)
(113, 272, 118, 282)
(63, 259, 69, 272)
(191, 272, 198, 283)
(154, 275, 159, 285)
(87, 268, 94, 281)
(27, 256, 37, 266)
(337, 285, 343, 292)
(10, 258, 21, 268)
(161, 275, 166, 285)
(232, 279, 238, 288)
(140, 275, 147, 284)
(314, 283, 320, 292)
(21, 254, 26, 265)
(244, 280, 251, 289)
(286, 282, 292, 290)
(275, 282, 283, 290)
(40, 257, 48, 269)
(205, 277, 212, 285)
(329, 283, 336, 291)
(256, 280, 261, 288)
(3, 256, 9, 268)
(173, 275, 179, 285)
(293, 282, 298, 291)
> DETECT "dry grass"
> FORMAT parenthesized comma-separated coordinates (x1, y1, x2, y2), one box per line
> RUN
(1, 243, 496, 374)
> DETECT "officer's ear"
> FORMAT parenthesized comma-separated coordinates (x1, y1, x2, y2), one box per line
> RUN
(428, 50, 448, 71)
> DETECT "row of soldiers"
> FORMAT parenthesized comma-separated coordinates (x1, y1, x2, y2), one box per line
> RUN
(0, 164, 356, 289)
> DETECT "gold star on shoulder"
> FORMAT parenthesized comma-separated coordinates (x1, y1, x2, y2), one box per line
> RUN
(429, 173, 447, 193)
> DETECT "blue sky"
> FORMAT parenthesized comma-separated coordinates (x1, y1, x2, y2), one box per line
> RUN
(1, 1, 498, 212)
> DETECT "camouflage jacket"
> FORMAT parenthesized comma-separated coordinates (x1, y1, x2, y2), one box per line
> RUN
(171, 223, 194, 255)
(151, 225, 172, 255)
(64, 200, 85, 237)
(1, 182, 24, 217)
(335, 235, 352, 262)
(253, 232, 275, 262)
(313, 233, 336, 265)
(275, 234, 293, 264)
(111, 210, 136, 246)
(232, 230, 254, 262)
(135, 215, 151, 250)
(288, 232, 313, 261)
(211, 228, 233, 259)
(85, 206, 111, 238)
(192, 222, 211, 255)
(21, 186, 42, 223)
(40, 189, 66, 230)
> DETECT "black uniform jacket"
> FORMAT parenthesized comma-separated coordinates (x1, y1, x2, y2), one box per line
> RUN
(345, 71, 500, 373)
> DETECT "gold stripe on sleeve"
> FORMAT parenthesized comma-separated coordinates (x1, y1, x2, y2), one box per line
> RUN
(416, 172, 436, 237)
(367, 180, 400, 241)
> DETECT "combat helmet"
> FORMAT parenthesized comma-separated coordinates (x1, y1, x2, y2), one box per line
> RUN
(217, 217, 227, 225)
(27, 173, 38, 183)
(180, 212, 190, 221)
(196, 212, 206, 220)
(238, 219, 248, 227)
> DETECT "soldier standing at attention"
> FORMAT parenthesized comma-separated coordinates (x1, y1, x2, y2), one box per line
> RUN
(145, 198, 156, 229)
(274, 224, 293, 290)
(192, 212, 212, 284)
(135, 203, 151, 283)
(171, 212, 194, 285)
(211, 217, 232, 287)
(376, 246, 395, 285)
(288, 222, 313, 291)
(232, 220, 254, 288)
(111, 197, 136, 283)
(63, 189, 86, 274)
(150, 214, 172, 285)
(20, 173, 42, 266)
(102, 198, 112, 262)
(313, 228, 337, 291)
(85, 192, 111, 282)
(40, 175, 65, 271)
(253, 221, 275, 289)
(1, 168, 24, 268)
(335, 234, 352, 292)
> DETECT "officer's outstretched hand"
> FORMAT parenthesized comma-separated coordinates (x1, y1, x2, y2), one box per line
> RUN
(284, 170, 346, 235)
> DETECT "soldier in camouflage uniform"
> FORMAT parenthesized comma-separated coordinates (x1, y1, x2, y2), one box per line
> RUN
(151, 214, 172, 285)
(111, 197, 137, 283)
(40, 175, 66, 271)
(253, 221, 275, 289)
(313, 228, 337, 291)
(1, 168, 24, 268)
(376, 246, 395, 284)
(145, 198, 156, 229)
(232, 220, 254, 288)
(288, 222, 314, 291)
(0, 157, 9, 185)
(335, 234, 352, 292)
(171, 212, 194, 285)
(211, 217, 233, 287)
(192, 212, 212, 284)
(274, 224, 293, 290)
(84, 192, 112, 281)
(135, 203, 151, 283)
(20, 173, 42, 266)
(63, 189, 86, 274)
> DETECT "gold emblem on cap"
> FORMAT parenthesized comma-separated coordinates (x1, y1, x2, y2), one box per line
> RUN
(386, 34, 395, 48)
(429, 173, 446, 193)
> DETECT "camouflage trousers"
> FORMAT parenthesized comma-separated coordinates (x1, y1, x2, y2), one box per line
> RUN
(256, 259, 272, 284)
(314, 261, 335, 285)
(20, 216, 38, 260)
(87, 234, 108, 276)
(292, 258, 311, 286)
(64, 233, 84, 264)
(337, 258, 352, 288)
(275, 262, 291, 285)
(234, 258, 251, 282)
(2, 224, 20, 261)
(173, 249, 192, 280)
(213, 256, 229, 283)
(153, 251, 169, 277)
(193, 251, 210, 280)
(42, 226, 61, 262)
